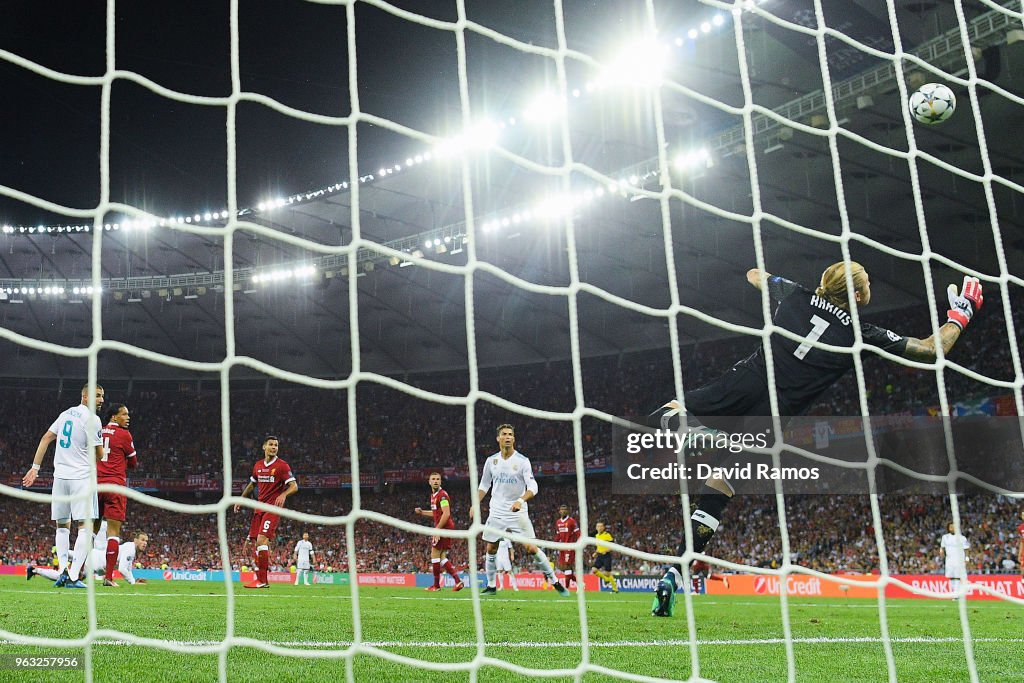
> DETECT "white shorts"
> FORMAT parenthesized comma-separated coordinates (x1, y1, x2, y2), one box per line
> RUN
(495, 552, 513, 572)
(51, 477, 99, 522)
(944, 563, 965, 579)
(482, 511, 535, 544)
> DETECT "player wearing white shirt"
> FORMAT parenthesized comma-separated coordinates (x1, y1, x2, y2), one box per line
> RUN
(22, 384, 105, 589)
(494, 538, 518, 591)
(940, 523, 970, 598)
(293, 533, 315, 586)
(30, 532, 148, 586)
(469, 424, 567, 597)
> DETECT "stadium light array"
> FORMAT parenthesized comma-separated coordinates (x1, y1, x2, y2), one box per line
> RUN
(434, 120, 502, 157)
(1, 285, 98, 297)
(2, 11, 739, 239)
(250, 265, 316, 284)
(523, 91, 567, 125)
(673, 147, 712, 172)
(598, 38, 671, 88)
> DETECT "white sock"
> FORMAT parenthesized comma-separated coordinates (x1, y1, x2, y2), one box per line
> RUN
(295, 570, 300, 585)
(666, 566, 685, 591)
(950, 578, 960, 594)
(93, 523, 107, 552)
(509, 573, 519, 590)
(35, 567, 61, 581)
(55, 528, 71, 573)
(69, 528, 92, 581)
(533, 550, 556, 584)
(485, 554, 497, 587)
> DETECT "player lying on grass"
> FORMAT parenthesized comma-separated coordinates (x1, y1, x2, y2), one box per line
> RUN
(29, 532, 149, 586)
(649, 263, 983, 616)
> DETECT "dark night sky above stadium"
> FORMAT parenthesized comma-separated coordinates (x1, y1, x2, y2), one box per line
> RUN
(0, 0, 913, 228)
(0, 0, 641, 226)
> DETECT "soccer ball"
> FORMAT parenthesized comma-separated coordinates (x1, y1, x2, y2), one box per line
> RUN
(908, 83, 956, 125)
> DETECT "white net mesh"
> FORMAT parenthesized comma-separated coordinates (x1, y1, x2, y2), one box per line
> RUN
(1, 1, 1024, 681)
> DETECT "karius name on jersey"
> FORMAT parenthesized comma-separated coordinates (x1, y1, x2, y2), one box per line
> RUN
(809, 295, 852, 325)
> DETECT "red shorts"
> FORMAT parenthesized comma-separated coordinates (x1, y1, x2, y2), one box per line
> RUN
(248, 510, 280, 541)
(431, 536, 452, 551)
(557, 550, 576, 569)
(98, 491, 127, 522)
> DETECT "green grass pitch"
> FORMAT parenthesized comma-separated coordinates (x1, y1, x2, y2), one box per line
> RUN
(0, 576, 1021, 682)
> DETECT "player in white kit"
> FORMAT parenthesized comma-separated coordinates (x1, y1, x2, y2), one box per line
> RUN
(470, 424, 568, 596)
(293, 532, 315, 585)
(940, 522, 970, 599)
(22, 383, 105, 589)
(494, 538, 519, 591)
(30, 531, 149, 585)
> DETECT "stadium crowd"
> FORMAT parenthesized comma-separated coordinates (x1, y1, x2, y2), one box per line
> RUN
(0, 293, 1020, 577)
(0, 484, 1019, 577)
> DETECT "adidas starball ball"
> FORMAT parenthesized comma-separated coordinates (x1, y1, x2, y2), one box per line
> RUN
(909, 83, 956, 125)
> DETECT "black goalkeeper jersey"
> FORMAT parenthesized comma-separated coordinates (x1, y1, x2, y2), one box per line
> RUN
(736, 275, 908, 416)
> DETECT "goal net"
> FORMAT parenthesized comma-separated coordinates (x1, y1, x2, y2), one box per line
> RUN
(1, 0, 1023, 681)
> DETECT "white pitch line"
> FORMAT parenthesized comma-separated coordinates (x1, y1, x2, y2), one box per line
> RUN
(2, 636, 1023, 648)
(2, 589, 1019, 609)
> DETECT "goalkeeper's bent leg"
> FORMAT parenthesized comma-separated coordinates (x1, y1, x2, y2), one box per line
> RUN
(654, 483, 732, 616)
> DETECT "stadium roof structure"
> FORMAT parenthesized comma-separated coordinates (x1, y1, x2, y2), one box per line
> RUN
(0, 0, 1021, 380)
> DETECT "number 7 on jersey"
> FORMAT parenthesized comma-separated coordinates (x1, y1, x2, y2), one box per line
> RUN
(793, 315, 830, 359)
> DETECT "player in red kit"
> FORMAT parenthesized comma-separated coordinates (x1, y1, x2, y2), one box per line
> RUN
(414, 472, 464, 592)
(690, 560, 730, 592)
(97, 404, 139, 587)
(555, 504, 581, 589)
(1017, 511, 1024, 576)
(234, 436, 298, 589)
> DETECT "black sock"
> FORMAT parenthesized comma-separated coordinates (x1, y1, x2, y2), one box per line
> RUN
(668, 486, 732, 575)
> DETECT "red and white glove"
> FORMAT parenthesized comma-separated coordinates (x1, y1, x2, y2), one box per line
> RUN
(946, 276, 983, 331)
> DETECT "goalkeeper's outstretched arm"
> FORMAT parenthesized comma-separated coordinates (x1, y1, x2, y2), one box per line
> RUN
(901, 276, 983, 362)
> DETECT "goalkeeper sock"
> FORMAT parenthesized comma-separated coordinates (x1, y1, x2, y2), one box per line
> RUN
(69, 527, 92, 581)
(671, 486, 732, 574)
(105, 537, 120, 579)
(55, 527, 71, 574)
(256, 546, 269, 585)
(485, 553, 497, 587)
(431, 558, 441, 588)
(533, 550, 557, 584)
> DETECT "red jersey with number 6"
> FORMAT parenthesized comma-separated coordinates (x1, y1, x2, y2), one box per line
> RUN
(251, 457, 296, 505)
(98, 423, 137, 486)
(431, 488, 455, 529)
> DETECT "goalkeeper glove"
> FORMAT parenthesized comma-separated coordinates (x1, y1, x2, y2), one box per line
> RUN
(946, 276, 983, 331)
